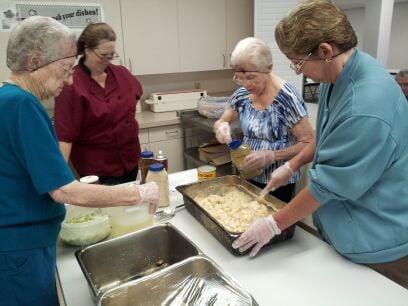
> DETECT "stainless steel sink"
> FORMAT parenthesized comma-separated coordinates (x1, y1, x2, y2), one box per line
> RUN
(99, 255, 257, 306)
(76, 223, 201, 301)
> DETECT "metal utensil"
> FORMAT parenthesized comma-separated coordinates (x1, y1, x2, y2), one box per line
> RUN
(155, 204, 185, 222)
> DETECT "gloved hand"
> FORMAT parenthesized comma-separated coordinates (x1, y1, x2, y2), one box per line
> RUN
(232, 215, 281, 257)
(137, 182, 159, 213)
(264, 161, 295, 193)
(241, 150, 274, 172)
(213, 120, 232, 144)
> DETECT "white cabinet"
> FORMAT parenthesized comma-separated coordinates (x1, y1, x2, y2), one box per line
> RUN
(120, 0, 179, 75)
(119, 0, 253, 75)
(178, 0, 227, 72)
(226, 0, 254, 67)
(139, 125, 184, 174)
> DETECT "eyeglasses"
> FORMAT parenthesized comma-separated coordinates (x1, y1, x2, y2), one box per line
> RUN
(289, 53, 312, 74)
(233, 70, 269, 86)
(90, 49, 119, 61)
(56, 62, 74, 79)
(25, 54, 77, 73)
(289, 48, 350, 74)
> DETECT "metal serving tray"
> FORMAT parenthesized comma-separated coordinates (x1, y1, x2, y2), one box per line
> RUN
(99, 255, 258, 306)
(76, 223, 201, 302)
(176, 175, 296, 256)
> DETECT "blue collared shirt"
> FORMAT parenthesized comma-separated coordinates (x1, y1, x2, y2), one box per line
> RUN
(309, 49, 408, 263)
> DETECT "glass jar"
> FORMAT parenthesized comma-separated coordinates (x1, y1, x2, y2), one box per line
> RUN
(138, 150, 155, 184)
(229, 139, 263, 180)
(146, 163, 169, 207)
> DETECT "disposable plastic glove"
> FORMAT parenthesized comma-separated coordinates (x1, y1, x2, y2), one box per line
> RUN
(263, 161, 295, 193)
(137, 182, 159, 213)
(241, 150, 274, 172)
(213, 121, 232, 144)
(232, 215, 281, 257)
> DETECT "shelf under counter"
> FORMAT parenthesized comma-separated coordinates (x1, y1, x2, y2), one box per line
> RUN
(184, 147, 235, 176)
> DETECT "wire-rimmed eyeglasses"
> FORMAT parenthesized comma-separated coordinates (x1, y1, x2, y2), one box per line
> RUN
(90, 49, 119, 61)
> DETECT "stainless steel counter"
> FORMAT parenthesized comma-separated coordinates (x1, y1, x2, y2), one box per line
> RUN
(56, 169, 408, 306)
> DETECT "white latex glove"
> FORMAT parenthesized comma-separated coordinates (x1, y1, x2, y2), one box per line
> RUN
(241, 150, 274, 172)
(213, 121, 232, 144)
(232, 215, 281, 257)
(263, 161, 295, 193)
(137, 182, 159, 213)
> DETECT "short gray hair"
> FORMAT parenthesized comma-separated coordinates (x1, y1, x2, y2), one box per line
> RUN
(7, 16, 76, 71)
(397, 69, 408, 78)
(230, 37, 273, 71)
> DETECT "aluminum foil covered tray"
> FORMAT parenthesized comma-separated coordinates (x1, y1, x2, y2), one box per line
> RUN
(176, 175, 296, 256)
(76, 223, 201, 302)
(99, 255, 258, 306)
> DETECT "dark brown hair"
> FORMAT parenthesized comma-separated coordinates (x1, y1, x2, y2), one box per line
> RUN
(77, 22, 116, 57)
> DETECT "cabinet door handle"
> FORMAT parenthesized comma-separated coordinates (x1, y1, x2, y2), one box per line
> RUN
(222, 54, 226, 68)
(129, 58, 133, 73)
(165, 130, 179, 138)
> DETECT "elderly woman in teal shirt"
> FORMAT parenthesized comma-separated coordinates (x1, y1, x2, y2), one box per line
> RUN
(232, 0, 408, 289)
(0, 17, 158, 305)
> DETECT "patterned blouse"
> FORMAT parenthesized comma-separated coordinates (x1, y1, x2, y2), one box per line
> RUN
(230, 82, 308, 184)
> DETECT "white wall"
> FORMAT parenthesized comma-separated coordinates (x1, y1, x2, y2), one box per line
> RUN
(344, 7, 365, 50)
(254, 0, 303, 93)
(344, 1, 408, 69)
(388, 1, 408, 69)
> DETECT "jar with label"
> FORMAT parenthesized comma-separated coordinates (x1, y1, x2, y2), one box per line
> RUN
(155, 150, 168, 171)
(146, 163, 169, 207)
(229, 139, 263, 180)
(138, 150, 155, 184)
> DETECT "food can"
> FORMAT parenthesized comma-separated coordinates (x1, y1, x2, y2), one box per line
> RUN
(197, 165, 216, 181)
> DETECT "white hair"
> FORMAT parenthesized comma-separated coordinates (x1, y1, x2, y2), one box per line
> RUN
(7, 16, 76, 71)
(230, 37, 273, 71)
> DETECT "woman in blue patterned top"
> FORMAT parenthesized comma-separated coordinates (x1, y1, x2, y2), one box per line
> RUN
(214, 37, 315, 202)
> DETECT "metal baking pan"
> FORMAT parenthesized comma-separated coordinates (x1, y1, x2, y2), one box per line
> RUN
(75, 223, 201, 302)
(176, 175, 295, 256)
(99, 255, 258, 306)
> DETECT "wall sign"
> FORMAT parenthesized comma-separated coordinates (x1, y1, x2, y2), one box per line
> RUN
(0, 2, 104, 32)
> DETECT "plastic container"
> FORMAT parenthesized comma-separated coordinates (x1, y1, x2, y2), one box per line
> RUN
(155, 150, 168, 171)
(60, 205, 111, 246)
(107, 203, 154, 238)
(146, 163, 169, 208)
(79, 175, 99, 184)
(138, 150, 155, 184)
(229, 140, 263, 180)
(197, 96, 230, 119)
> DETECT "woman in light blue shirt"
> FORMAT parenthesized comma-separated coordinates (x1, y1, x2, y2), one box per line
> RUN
(214, 37, 315, 203)
(233, 0, 408, 289)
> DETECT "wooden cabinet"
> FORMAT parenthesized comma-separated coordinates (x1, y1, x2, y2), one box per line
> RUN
(178, 0, 227, 72)
(120, 0, 179, 75)
(138, 125, 184, 174)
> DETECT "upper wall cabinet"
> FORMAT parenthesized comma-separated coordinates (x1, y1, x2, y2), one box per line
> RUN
(120, 0, 179, 75)
(178, 0, 227, 72)
(226, 0, 254, 68)
(120, 0, 253, 75)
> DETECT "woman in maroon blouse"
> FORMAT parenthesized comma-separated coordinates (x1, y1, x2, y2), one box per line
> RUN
(54, 22, 142, 185)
